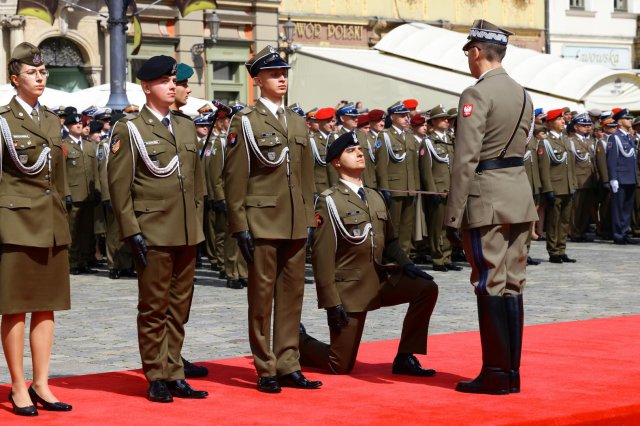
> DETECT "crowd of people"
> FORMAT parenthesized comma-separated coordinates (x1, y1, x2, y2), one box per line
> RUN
(0, 17, 637, 417)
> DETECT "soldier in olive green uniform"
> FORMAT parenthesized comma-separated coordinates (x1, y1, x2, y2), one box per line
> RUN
(224, 46, 320, 394)
(334, 103, 360, 138)
(0, 42, 73, 415)
(569, 114, 597, 242)
(356, 109, 385, 189)
(63, 113, 101, 275)
(538, 108, 578, 263)
(309, 107, 337, 194)
(446, 21, 537, 395)
(108, 56, 207, 403)
(524, 126, 543, 266)
(299, 132, 439, 376)
(420, 106, 461, 272)
(375, 102, 420, 254)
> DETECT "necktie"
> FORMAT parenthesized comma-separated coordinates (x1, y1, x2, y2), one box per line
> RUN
(357, 187, 367, 203)
(277, 107, 287, 131)
(31, 108, 40, 127)
(161, 117, 173, 136)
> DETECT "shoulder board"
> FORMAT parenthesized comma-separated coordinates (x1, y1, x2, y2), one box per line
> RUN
(0, 105, 10, 114)
(239, 106, 254, 115)
(320, 188, 334, 197)
(170, 109, 191, 120)
(42, 106, 56, 115)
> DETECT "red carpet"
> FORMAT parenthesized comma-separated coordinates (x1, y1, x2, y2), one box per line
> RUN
(1, 315, 639, 425)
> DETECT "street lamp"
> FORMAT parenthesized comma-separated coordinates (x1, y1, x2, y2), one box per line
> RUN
(191, 10, 220, 57)
(281, 15, 295, 54)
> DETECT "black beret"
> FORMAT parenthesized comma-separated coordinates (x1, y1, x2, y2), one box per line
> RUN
(136, 55, 177, 81)
(326, 131, 359, 163)
(89, 121, 104, 134)
(64, 113, 82, 126)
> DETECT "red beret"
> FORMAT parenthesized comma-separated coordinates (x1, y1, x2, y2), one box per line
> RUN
(357, 114, 369, 128)
(315, 107, 335, 121)
(216, 110, 229, 120)
(368, 109, 385, 122)
(403, 99, 418, 110)
(611, 107, 622, 117)
(410, 115, 426, 126)
(546, 109, 564, 121)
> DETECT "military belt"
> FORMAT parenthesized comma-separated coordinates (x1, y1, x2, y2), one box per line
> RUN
(475, 157, 524, 173)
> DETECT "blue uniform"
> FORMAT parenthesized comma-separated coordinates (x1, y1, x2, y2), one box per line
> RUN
(606, 130, 637, 241)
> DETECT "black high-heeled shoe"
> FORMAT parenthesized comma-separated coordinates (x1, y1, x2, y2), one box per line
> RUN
(8, 391, 38, 416)
(28, 386, 72, 412)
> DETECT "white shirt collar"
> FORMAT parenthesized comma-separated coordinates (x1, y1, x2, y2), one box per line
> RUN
(392, 125, 404, 134)
(318, 130, 328, 139)
(434, 130, 447, 141)
(619, 128, 629, 136)
(550, 130, 562, 139)
(339, 178, 364, 196)
(145, 105, 172, 132)
(15, 95, 40, 119)
(259, 97, 283, 119)
(69, 134, 82, 144)
(370, 130, 378, 138)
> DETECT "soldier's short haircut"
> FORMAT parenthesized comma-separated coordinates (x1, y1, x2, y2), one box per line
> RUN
(8, 61, 23, 88)
(478, 41, 507, 62)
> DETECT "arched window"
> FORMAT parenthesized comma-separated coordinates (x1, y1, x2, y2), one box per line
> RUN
(38, 38, 90, 92)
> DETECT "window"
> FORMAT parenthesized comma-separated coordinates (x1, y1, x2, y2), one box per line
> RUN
(213, 62, 239, 82)
(614, 0, 628, 11)
(212, 91, 240, 105)
(569, 0, 585, 9)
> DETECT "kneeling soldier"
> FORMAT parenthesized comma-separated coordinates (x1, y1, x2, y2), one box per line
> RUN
(300, 131, 439, 375)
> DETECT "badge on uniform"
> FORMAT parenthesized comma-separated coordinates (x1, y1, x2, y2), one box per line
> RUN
(267, 150, 276, 161)
(375, 140, 382, 150)
(71, 160, 77, 166)
(537, 146, 543, 156)
(607, 141, 612, 149)
(97, 149, 104, 161)
(228, 133, 237, 147)
(19, 154, 28, 164)
(111, 138, 121, 154)
(463, 104, 474, 117)
(315, 214, 323, 227)
(204, 147, 212, 157)
(353, 228, 361, 236)
(420, 147, 425, 157)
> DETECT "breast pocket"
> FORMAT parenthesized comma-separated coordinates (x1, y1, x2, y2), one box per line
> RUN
(339, 211, 369, 238)
(255, 135, 284, 162)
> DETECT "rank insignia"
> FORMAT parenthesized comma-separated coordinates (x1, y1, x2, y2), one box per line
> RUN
(462, 104, 474, 117)
(229, 133, 237, 147)
(375, 140, 382, 150)
(315, 214, 323, 227)
(111, 138, 121, 154)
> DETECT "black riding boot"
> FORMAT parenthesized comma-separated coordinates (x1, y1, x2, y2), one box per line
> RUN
(505, 294, 524, 393)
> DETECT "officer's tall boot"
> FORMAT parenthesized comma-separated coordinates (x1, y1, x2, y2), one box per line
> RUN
(505, 294, 524, 393)
(456, 295, 511, 395)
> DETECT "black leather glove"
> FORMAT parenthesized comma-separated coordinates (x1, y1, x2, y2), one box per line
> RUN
(326, 304, 349, 334)
(403, 263, 434, 281)
(103, 200, 113, 214)
(306, 226, 315, 251)
(446, 226, 462, 246)
(234, 230, 255, 264)
(533, 194, 540, 205)
(381, 190, 392, 208)
(603, 182, 611, 192)
(427, 193, 441, 206)
(127, 233, 148, 269)
(545, 191, 555, 203)
(93, 191, 102, 206)
(65, 195, 73, 211)
(211, 199, 227, 214)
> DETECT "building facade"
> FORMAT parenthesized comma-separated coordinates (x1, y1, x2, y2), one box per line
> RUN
(548, 0, 639, 70)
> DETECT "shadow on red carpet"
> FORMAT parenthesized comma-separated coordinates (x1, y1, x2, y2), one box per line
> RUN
(1, 315, 639, 425)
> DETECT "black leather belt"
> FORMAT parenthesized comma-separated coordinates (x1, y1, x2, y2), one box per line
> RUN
(475, 157, 524, 173)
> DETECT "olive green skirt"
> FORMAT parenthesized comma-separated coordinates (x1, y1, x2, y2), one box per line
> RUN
(0, 245, 70, 315)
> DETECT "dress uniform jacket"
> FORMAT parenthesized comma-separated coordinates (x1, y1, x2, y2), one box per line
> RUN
(356, 129, 378, 188)
(63, 137, 100, 203)
(224, 100, 315, 239)
(538, 131, 577, 196)
(312, 182, 411, 312)
(108, 107, 205, 246)
(0, 97, 70, 314)
(570, 134, 596, 189)
(309, 130, 332, 194)
(375, 127, 420, 196)
(423, 131, 452, 194)
(594, 137, 609, 184)
(446, 67, 537, 230)
(607, 130, 637, 186)
(524, 138, 541, 197)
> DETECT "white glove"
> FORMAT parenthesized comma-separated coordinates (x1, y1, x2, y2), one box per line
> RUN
(610, 180, 619, 193)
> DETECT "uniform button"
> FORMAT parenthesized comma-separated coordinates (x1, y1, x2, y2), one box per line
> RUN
(44, 174, 49, 179)
(9, 202, 13, 207)
(45, 189, 51, 194)
(43, 143, 48, 147)
(145, 208, 149, 212)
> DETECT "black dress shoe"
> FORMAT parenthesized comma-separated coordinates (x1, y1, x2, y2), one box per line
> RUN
(9, 391, 38, 416)
(392, 354, 436, 377)
(624, 236, 638, 245)
(239, 278, 248, 287)
(109, 269, 120, 279)
(613, 239, 627, 245)
(219, 270, 227, 280)
(182, 357, 208, 378)
(147, 380, 173, 403)
(445, 263, 462, 271)
(527, 256, 540, 266)
(120, 268, 137, 278)
(226, 279, 243, 289)
(433, 264, 448, 272)
(560, 254, 576, 263)
(28, 386, 72, 411)
(278, 371, 322, 389)
(257, 376, 281, 393)
(166, 379, 208, 399)
(549, 255, 563, 264)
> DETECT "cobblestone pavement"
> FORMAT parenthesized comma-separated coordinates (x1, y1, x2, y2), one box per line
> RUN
(1, 239, 638, 382)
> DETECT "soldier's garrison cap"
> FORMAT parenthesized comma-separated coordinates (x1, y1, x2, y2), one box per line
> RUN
(245, 45, 290, 77)
(427, 105, 448, 120)
(326, 131, 359, 163)
(136, 55, 177, 81)
(613, 108, 633, 121)
(463, 19, 513, 51)
(9, 42, 44, 68)
(64, 113, 82, 126)
(387, 101, 410, 115)
(176, 63, 194, 82)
